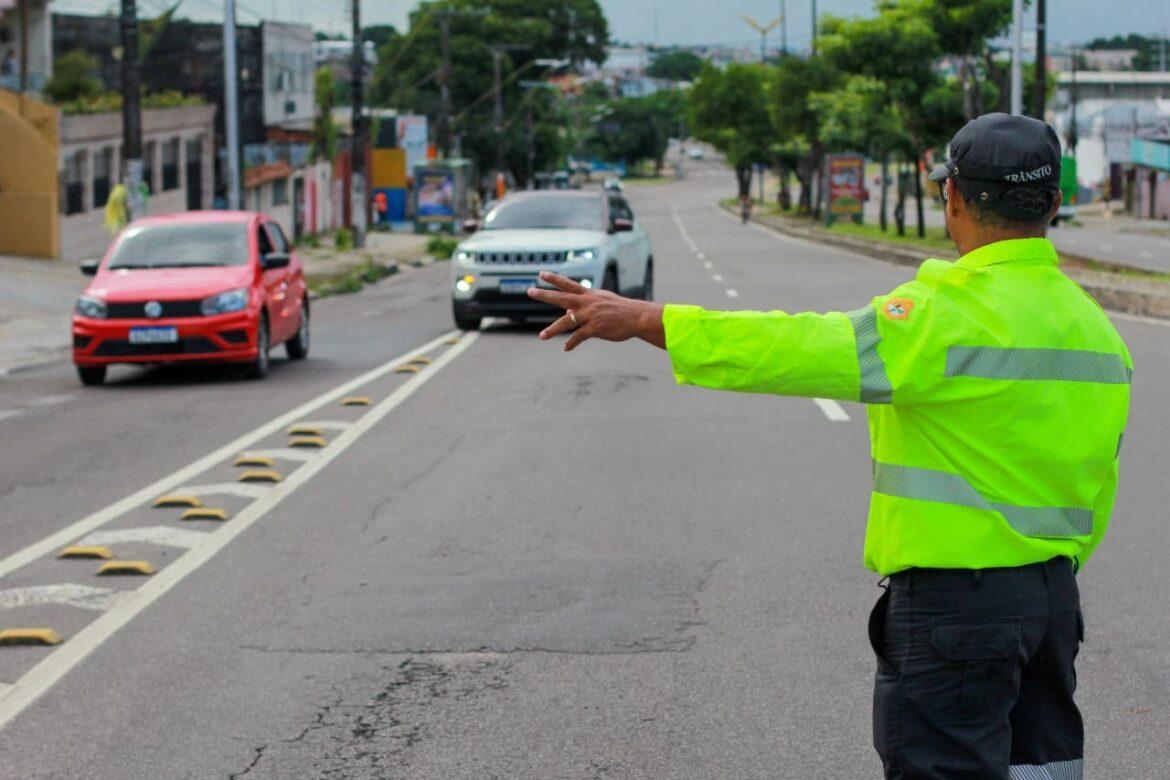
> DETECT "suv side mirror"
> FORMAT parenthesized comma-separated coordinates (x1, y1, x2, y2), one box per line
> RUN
(462, 218, 480, 234)
(262, 252, 290, 269)
(610, 217, 634, 233)
(80, 259, 100, 276)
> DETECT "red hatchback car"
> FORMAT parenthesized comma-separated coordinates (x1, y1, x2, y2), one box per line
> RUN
(72, 211, 309, 385)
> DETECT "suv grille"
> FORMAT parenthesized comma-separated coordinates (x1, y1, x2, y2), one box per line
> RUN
(474, 251, 567, 265)
(106, 300, 204, 318)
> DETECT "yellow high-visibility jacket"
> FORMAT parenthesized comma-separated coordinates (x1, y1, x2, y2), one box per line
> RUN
(663, 238, 1132, 575)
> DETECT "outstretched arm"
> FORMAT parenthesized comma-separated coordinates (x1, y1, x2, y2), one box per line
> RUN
(528, 271, 667, 351)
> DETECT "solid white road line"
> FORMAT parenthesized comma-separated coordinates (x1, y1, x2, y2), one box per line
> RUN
(725, 289, 739, 298)
(0, 584, 130, 612)
(813, 398, 851, 422)
(0, 330, 460, 583)
(27, 394, 75, 407)
(174, 483, 273, 500)
(0, 331, 480, 729)
(79, 527, 209, 550)
(239, 448, 316, 463)
(0, 409, 21, 423)
(1110, 311, 1170, 329)
(670, 205, 700, 253)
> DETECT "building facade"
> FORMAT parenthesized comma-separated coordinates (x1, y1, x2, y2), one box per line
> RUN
(0, 0, 51, 92)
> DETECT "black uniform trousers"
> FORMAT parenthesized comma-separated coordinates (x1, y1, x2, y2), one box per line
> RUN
(869, 557, 1084, 779)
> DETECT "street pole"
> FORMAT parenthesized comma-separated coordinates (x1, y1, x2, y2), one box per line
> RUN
(1010, 0, 1023, 115)
(438, 13, 452, 158)
(351, 0, 366, 248)
(1069, 49, 1078, 153)
(120, 0, 145, 220)
(1033, 0, 1046, 119)
(492, 48, 504, 178)
(780, 0, 787, 57)
(810, 0, 817, 55)
(525, 93, 534, 188)
(223, 0, 241, 210)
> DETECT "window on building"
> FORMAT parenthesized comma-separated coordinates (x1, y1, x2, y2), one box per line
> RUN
(92, 146, 113, 208)
(62, 150, 86, 215)
(143, 141, 156, 194)
(162, 137, 180, 191)
(272, 176, 289, 206)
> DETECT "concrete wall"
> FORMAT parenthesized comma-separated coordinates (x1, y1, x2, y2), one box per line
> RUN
(0, 88, 58, 258)
(58, 104, 216, 261)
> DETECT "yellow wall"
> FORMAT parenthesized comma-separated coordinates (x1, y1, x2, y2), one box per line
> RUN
(0, 89, 59, 258)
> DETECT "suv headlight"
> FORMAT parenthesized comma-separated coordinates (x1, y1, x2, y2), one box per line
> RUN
(75, 296, 107, 319)
(567, 248, 597, 262)
(200, 288, 249, 316)
(455, 250, 474, 264)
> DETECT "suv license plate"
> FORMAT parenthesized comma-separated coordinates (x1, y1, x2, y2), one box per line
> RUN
(128, 326, 179, 344)
(499, 278, 537, 294)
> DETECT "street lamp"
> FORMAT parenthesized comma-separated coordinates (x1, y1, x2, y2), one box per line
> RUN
(740, 15, 782, 63)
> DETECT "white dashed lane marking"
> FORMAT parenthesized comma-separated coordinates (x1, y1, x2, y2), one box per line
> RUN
(712, 274, 723, 282)
(725, 289, 739, 298)
(0, 584, 131, 612)
(813, 399, 851, 422)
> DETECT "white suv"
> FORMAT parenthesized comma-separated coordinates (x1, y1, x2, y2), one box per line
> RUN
(451, 190, 653, 330)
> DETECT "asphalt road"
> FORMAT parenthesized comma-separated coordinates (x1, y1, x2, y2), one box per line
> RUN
(0, 158, 1167, 778)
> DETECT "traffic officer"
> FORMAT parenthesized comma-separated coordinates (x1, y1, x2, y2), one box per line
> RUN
(528, 113, 1131, 779)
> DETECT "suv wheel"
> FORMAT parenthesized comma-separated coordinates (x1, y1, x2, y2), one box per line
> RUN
(243, 315, 270, 379)
(453, 303, 481, 331)
(602, 267, 618, 293)
(642, 260, 654, 300)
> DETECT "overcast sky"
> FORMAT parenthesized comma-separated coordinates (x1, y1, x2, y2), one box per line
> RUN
(54, 0, 1170, 50)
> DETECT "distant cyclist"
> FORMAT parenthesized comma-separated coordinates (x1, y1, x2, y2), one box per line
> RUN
(739, 193, 752, 224)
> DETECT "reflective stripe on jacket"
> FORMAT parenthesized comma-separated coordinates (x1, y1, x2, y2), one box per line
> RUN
(662, 238, 1132, 575)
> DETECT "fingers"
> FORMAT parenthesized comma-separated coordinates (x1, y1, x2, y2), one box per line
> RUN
(539, 271, 587, 294)
(540, 313, 577, 340)
(527, 287, 578, 309)
(564, 326, 591, 352)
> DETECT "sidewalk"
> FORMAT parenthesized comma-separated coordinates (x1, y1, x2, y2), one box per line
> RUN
(725, 203, 1170, 321)
(0, 255, 86, 375)
(0, 231, 436, 376)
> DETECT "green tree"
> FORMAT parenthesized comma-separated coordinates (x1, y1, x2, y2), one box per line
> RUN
(312, 67, 338, 162)
(769, 54, 839, 215)
(369, 0, 609, 178)
(588, 89, 685, 174)
(909, 0, 1012, 118)
(647, 50, 704, 82)
(689, 62, 773, 197)
(819, 6, 945, 236)
(44, 50, 102, 103)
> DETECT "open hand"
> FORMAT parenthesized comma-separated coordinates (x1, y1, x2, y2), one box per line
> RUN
(527, 271, 666, 351)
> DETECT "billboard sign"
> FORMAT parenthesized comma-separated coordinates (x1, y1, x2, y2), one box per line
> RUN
(396, 115, 429, 178)
(825, 154, 866, 225)
(414, 167, 456, 224)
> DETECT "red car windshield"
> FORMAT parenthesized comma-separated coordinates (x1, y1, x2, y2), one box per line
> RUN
(107, 223, 250, 269)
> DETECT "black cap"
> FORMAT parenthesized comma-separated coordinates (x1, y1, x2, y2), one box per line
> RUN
(929, 113, 1061, 221)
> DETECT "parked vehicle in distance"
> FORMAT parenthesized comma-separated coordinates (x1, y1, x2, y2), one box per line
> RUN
(1053, 154, 1078, 226)
(688, 147, 704, 160)
(451, 190, 654, 331)
(72, 211, 309, 385)
(603, 176, 624, 193)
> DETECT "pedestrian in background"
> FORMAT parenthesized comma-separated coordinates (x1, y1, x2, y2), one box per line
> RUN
(529, 113, 1131, 779)
(739, 192, 752, 224)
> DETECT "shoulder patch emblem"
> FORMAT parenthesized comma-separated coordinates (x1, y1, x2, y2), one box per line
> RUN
(882, 298, 914, 321)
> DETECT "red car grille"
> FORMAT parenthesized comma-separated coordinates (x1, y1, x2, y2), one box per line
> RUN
(105, 300, 204, 318)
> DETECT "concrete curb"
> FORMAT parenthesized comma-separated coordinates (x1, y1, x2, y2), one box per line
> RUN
(723, 203, 1170, 321)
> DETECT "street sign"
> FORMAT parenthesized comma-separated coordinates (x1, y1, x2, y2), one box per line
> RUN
(825, 154, 867, 226)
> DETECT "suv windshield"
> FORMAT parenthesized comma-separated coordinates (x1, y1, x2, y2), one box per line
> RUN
(107, 223, 249, 269)
(482, 196, 603, 231)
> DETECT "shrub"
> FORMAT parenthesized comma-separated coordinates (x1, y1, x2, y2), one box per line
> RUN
(425, 235, 459, 259)
(334, 228, 353, 251)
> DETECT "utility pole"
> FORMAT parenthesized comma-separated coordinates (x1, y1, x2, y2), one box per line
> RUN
(1033, 0, 1046, 119)
(351, 0, 366, 248)
(780, 0, 787, 57)
(488, 44, 530, 196)
(1009, 0, 1023, 115)
(525, 94, 535, 187)
(437, 13, 453, 158)
(1068, 49, 1078, 153)
(810, 0, 817, 55)
(120, 0, 145, 220)
(222, 0, 241, 210)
